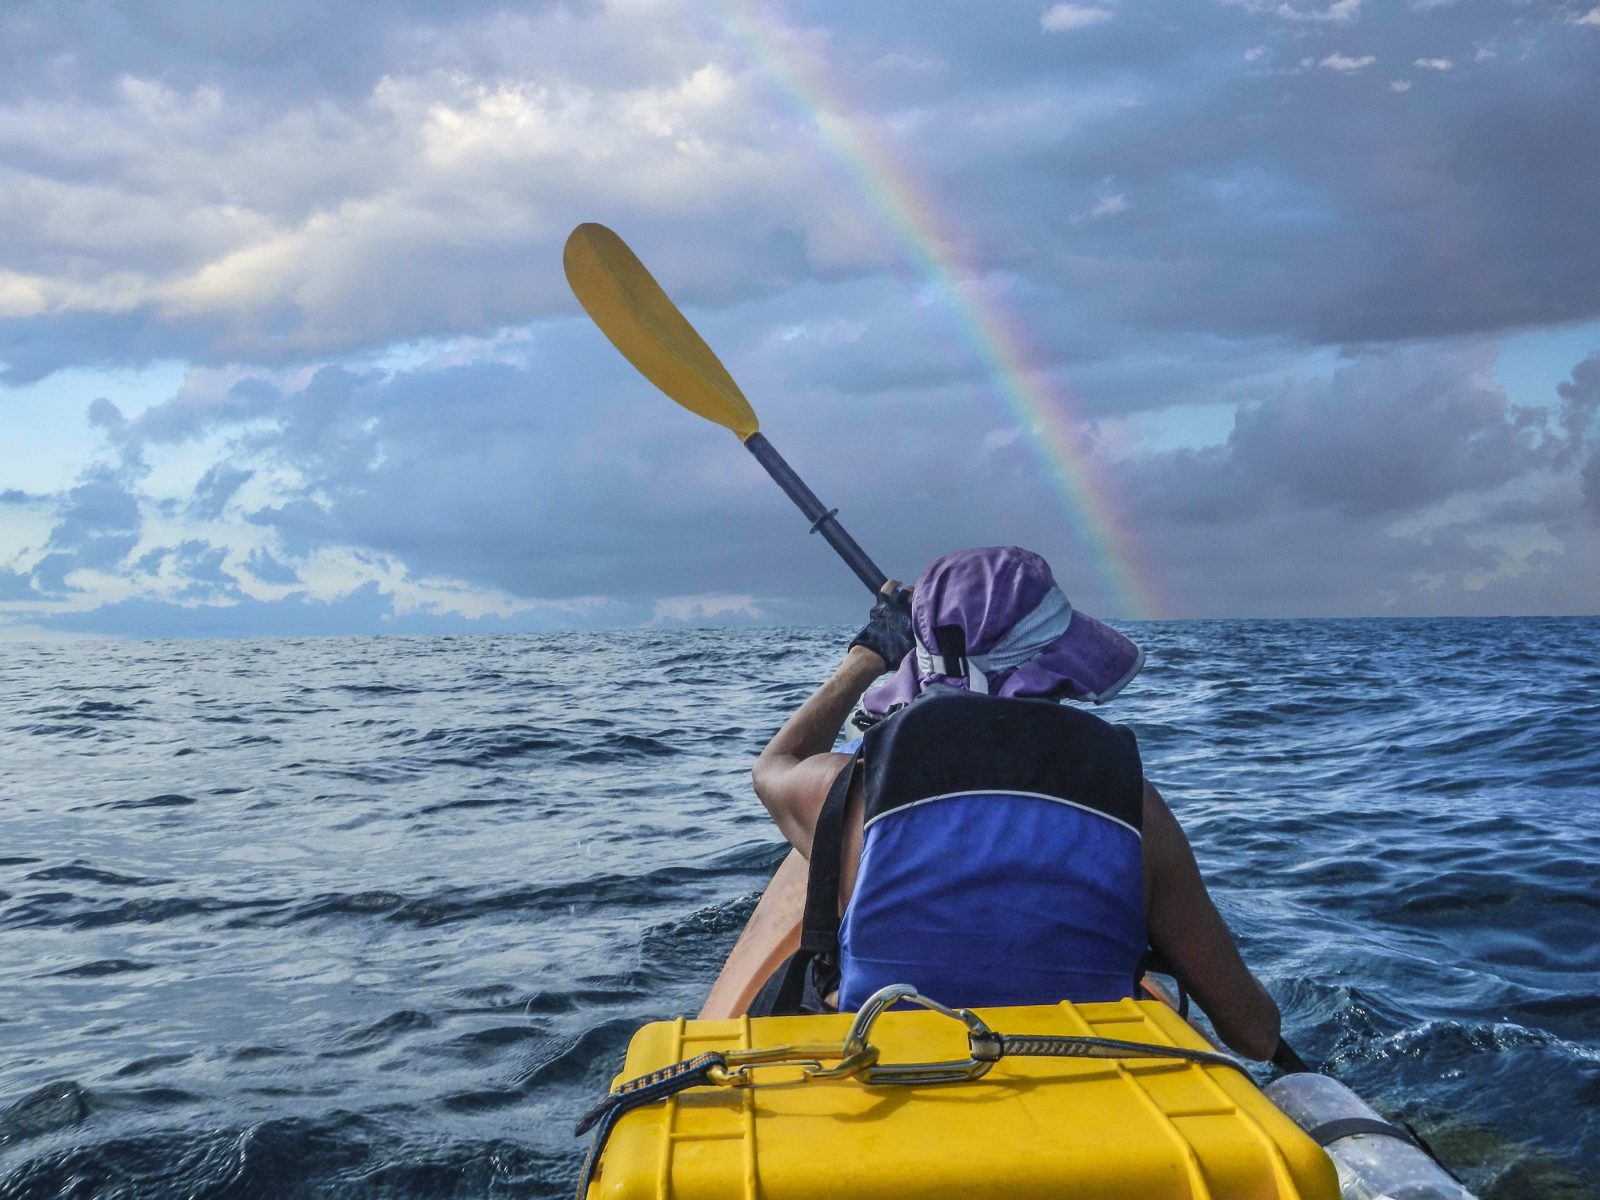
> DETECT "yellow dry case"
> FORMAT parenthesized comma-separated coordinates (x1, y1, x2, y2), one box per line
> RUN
(584, 995, 1338, 1199)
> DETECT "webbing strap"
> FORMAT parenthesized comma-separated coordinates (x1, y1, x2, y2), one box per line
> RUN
(769, 755, 857, 1014)
(984, 1033, 1249, 1075)
(1307, 1116, 1422, 1150)
(572, 1052, 726, 1199)
(801, 754, 857, 954)
(573, 1022, 1251, 1195)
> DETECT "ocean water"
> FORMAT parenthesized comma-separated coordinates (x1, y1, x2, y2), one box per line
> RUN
(0, 618, 1596, 1199)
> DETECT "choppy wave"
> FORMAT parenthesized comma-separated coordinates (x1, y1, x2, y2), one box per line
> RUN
(0, 619, 1596, 1197)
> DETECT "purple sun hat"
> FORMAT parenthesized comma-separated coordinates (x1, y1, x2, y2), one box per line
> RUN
(860, 546, 1144, 716)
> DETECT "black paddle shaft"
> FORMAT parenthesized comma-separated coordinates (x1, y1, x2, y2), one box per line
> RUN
(743, 432, 887, 595)
(1271, 1037, 1314, 1075)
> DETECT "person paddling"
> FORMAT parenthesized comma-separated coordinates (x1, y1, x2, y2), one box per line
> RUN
(750, 545, 1282, 1061)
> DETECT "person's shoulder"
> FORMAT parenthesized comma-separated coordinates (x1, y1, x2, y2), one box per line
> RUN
(1141, 780, 1187, 844)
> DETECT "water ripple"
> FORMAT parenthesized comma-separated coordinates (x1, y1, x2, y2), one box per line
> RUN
(0, 619, 1595, 1197)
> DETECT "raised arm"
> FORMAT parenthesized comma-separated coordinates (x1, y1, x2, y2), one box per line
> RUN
(752, 586, 911, 857)
(1142, 780, 1282, 1060)
(751, 646, 882, 857)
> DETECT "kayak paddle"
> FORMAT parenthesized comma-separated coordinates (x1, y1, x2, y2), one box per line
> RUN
(563, 221, 1317, 1077)
(562, 222, 888, 595)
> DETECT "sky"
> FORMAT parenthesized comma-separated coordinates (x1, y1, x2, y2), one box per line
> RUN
(2, 0, 1598, 639)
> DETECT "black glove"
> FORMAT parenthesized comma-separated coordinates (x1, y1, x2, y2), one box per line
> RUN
(850, 587, 914, 669)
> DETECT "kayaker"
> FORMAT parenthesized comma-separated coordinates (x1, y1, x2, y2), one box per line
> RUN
(750, 545, 1282, 1060)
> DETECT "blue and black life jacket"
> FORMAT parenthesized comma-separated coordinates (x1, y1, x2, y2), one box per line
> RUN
(778, 686, 1147, 1013)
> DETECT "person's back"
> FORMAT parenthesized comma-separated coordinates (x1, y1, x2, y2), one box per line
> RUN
(837, 687, 1146, 1009)
(752, 546, 1282, 1059)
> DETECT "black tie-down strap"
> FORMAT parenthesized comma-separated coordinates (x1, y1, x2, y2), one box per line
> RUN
(1297, 1110, 1463, 1184)
(768, 754, 858, 1014)
(1306, 1116, 1422, 1149)
(974, 1032, 1249, 1076)
(572, 1052, 726, 1200)
(572, 983, 1258, 1197)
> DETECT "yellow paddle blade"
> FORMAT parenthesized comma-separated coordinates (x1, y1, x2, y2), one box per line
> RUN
(563, 223, 760, 439)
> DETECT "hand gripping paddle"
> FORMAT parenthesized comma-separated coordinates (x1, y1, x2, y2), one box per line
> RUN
(562, 222, 888, 595)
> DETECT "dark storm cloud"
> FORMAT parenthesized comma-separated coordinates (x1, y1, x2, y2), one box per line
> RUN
(1558, 351, 1600, 517)
(79, 317, 1082, 616)
(0, 313, 223, 386)
(171, 539, 236, 591)
(128, 538, 238, 595)
(1126, 344, 1598, 520)
(1227, 347, 1574, 515)
(0, 1, 552, 104)
(242, 547, 300, 585)
(1556, 351, 1600, 467)
(3, 1, 1597, 631)
(245, 500, 337, 561)
(0, 0, 1592, 381)
(1115, 342, 1600, 615)
(1141, 504, 1505, 618)
(852, 2, 1600, 346)
(28, 467, 143, 593)
(54, 298, 1598, 625)
(1003, 19, 1600, 346)
(189, 464, 254, 519)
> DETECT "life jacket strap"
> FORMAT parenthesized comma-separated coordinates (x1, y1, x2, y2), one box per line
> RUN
(917, 624, 989, 692)
(768, 753, 858, 1014)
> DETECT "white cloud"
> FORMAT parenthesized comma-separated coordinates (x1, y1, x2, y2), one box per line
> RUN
(1320, 52, 1377, 71)
(4, 0, 1600, 631)
(1276, 0, 1362, 24)
(0, 622, 113, 643)
(1041, 4, 1115, 31)
(772, 316, 869, 346)
(1414, 57, 1454, 71)
(1220, 0, 1360, 17)
(980, 425, 1026, 454)
(1572, 7, 1600, 25)
(0, 272, 52, 319)
(650, 592, 763, 625)
(1074, 193, 1128, 222)
(0, 12, 858, 361)
(870, 51, 943, 74)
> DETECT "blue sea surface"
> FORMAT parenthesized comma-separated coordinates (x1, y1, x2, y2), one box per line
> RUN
(0, 618, 1596, 1198)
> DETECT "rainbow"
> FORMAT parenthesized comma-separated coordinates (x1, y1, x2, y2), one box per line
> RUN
(707, 2, 1160, 621)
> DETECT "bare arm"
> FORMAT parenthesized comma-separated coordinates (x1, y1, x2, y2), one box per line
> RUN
(752, 646, 884, 857)
(1142, 781, 1282, 1060)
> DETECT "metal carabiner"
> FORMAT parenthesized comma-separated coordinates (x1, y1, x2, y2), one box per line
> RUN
(809, 983, 999, 1086)
(707, 1041, 880, 1087)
